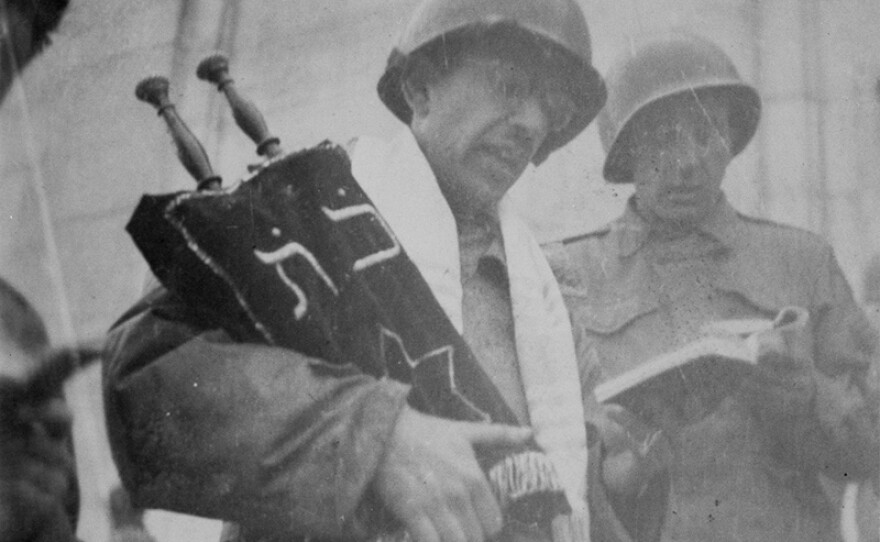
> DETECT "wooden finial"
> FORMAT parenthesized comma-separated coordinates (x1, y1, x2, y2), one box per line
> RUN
(135, 76, 221, 190)
(135, 76, 172, 112)
(197, 53, 283, 159)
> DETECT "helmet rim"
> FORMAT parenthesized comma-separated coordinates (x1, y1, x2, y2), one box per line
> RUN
(598, 32, 762, 183)
(601, 83, 761, 184)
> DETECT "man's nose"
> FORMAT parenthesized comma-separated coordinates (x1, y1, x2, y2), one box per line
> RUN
(670, 133, 703, 184)
(507, 95, 550, 142)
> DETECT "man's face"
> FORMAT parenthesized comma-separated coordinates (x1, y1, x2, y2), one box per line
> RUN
(630, 92, 732, 226)
(407, 49, 576, 219)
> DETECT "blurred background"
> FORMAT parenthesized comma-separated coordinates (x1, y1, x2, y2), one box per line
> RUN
(0, 1, 878, 540)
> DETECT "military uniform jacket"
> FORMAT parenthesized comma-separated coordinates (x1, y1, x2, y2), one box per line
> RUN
(545, 197, 880, 542)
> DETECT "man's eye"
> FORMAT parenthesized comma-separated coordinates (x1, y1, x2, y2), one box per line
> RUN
(651, 125, 676, 144)
(544, 91, 576, 131)
(500, 77, 529, 100)
(545, 90, 571, 110)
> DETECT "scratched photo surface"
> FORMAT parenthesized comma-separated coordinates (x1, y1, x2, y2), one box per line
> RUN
(0, 1, 877, 541)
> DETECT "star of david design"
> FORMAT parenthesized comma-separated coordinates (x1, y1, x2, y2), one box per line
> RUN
(379, 326, 489, 422)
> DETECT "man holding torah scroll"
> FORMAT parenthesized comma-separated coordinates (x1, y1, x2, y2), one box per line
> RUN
(545, 32, 880, 542)
(104, 1, 660, 541)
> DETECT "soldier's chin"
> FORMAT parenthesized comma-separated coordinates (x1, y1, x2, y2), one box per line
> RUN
(655, 203, 712, 225)
(446, 186, 501, 218)
(473, 187, 507, 214)
(476, 169, 519, 204)
(480, 150, 524, 182)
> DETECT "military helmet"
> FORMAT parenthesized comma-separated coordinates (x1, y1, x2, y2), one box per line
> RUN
(598, 32, 761, 183)
(377, 0, 606, 164)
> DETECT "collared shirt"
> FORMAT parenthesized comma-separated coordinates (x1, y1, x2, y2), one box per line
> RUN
(458, 215, 530, 425)
(612, 196, 749, 260)
(545, 196, 880, 542)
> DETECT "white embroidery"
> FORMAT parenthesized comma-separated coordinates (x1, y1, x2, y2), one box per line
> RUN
(322, 204, 401, 271)
(165, 191, 275, 344)
(378, 326, 488, 422)
(254, 242, 339, 320)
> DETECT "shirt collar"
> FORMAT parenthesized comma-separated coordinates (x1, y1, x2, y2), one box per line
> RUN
(459, 214, 507, 281)
(616, 194, 743, 257)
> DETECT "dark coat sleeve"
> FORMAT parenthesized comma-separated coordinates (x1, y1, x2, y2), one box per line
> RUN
(102, 285, 410, 540)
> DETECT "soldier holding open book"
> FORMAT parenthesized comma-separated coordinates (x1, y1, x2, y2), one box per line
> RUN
(546, 32, 880, 542)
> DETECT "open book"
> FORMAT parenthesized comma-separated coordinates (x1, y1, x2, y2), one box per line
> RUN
(594, 306, 809, 419)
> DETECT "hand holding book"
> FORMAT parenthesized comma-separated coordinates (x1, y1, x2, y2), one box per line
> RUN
(596, 403, 673, 497)
(595, 306, 811, 427)
(739, 307, 816, 420)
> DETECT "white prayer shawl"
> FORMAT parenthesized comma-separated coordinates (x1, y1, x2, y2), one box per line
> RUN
(352, 131, 590, 540)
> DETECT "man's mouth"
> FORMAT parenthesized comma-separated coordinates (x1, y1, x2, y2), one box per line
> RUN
(482, 144, 528, 176)
(663, 188, 703, 203)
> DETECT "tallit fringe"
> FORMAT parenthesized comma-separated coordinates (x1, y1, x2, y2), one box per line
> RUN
(552, 507, 591, 542)
(487, 450, 567, 513)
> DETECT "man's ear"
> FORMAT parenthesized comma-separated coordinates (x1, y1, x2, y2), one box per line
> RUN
(401, 56, 437, 120)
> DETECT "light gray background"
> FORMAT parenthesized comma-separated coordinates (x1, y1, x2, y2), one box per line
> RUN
(1, 1, 878, 540)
